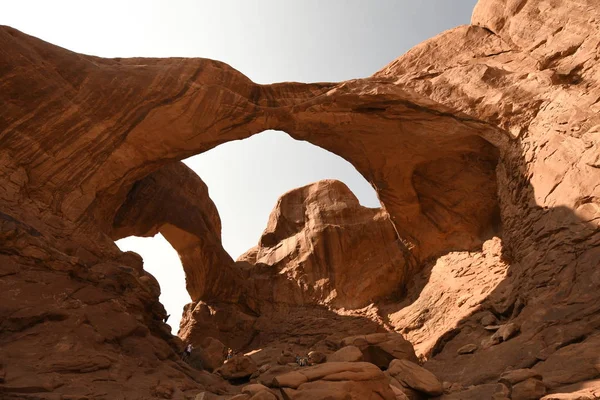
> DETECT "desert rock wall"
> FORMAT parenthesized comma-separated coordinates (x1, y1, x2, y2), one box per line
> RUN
(1, 0, 599, 397)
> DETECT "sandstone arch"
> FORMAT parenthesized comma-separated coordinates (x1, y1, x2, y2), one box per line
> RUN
(0, 24, 503, 271)
(1, 0, 600, 397)
(110, 161, 244, 303)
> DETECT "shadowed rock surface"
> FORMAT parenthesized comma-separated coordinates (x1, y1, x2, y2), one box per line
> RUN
(1, 0, 599, 398)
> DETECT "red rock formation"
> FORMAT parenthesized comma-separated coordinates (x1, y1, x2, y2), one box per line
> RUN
(1, 0, 599, 397)
(0, 23, 501, 267)
(239, 180, 408, 309)
(110, 161, 245, 303)
(372, 2, 600, 396)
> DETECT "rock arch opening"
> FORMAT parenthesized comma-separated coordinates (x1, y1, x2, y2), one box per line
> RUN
(184, 130, 382, 258)
(116, 234, 189, 333)
(109, 123, 503, 329)
(112, 130, 382, 332)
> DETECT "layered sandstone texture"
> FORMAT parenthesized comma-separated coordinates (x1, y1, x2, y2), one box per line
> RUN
(238, 179, 408, 309)
(1, 0, 600, 398)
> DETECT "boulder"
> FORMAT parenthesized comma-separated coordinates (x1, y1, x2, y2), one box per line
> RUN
(194, 337, 226, 372)
(327, 346, 363, 363)
(308, 351, 326, 365)
(242, 384, 279, 400)
(278, 351, 297, 366)
(249, 391, 278, 400)
(256, 365, 299, 387)
(387, 375, 424, 400)
(511, 378, 547, 400)
(480, 313, 498, 327)
(242, 383, 271, 395)
(499, 369, 543, 385)
(340, 333, 417, 368)
(490, 323, 520, 345)
(216, 355, 258, 380)
(389, 384, 410, 400)
(387, 359, 443, 397)
(273, 362, 395, 400)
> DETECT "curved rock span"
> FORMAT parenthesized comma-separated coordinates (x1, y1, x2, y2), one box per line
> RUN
(1, 0, 600, 398)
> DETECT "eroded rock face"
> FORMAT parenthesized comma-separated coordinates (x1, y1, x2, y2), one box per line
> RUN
(273, 362, 396, 400)
(239, 180, 409, 309)
(0, 213, 233, 398)
(111, 161, 244, 302)
(1, 0, 599, 397)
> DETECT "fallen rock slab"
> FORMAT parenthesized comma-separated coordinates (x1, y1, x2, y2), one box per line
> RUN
(340, 333, 417, 368)
(274, 362, 395, 400)
(327, 346, 363, 363)
(499, 369, 543, 385)
(387, 359, 443, 397)
(512, 377, 547, 400)
(216, 355, 258, 380)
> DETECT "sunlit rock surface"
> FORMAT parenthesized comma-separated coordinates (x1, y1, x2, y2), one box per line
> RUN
(238, 179, 408, 309)
(1, 0, 599, 397)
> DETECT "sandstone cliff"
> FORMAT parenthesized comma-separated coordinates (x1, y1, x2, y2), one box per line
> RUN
(1, 0, 599, 398)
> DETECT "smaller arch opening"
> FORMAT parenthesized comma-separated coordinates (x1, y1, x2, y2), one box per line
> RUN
(116, 234, 190, 333)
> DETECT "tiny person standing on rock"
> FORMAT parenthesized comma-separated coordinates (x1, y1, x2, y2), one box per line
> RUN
(182, 343, 193, 362)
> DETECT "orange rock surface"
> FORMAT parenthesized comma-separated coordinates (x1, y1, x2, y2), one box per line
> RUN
(238, 180, 407, 309)
(1, 0, 599, 398)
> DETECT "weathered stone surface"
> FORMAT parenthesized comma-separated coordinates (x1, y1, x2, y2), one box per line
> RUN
(216, 355, 258, 380)
(541, 379, 600, 400)
(274, 362, 395, 400)
(112, 161, 244, 302)
(533, 334, 600, 389)
(241, 383, 279, 400)
(307, 351, 326, 365)
(273, 371, 309, 389)
(249, 391, 278, 400)
(389, 384, 411, 400)
(386, 375, 425, 400)
(490, 323, 520, 345)
(242, 383, 271, 395)
(230, 395, 252, 400)
(457, 344, 478, 355)
(384, 237, 509, 356)
(437, 383, 510, 400)
(1, 0, 600, 396)
(340, 333, 418, 369)
(511, 378, 547, 400)
(238, 180, 407, 309)
(179, 301, 258, 351)
(191, 337, 226, 372)
(278, 351, 297, 366)
(500, 369, 543, 386)
(542, 395, 596, 400)
(387, 359, 443, 396)
(327, 346, 363, 363)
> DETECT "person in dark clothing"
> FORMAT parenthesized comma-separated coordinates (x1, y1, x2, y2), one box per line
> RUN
(182, 343, 193, 362)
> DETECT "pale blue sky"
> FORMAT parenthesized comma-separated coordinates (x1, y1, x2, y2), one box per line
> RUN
(2, 0, 478, 332)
